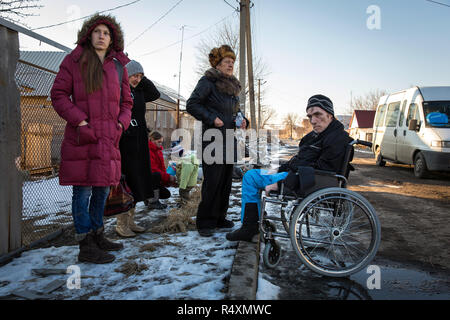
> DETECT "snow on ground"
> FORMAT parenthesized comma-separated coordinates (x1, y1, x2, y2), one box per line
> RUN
(0, 183, 243, 300)
(1, 141, 296, 300)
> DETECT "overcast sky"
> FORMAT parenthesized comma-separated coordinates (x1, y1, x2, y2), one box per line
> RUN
(17, 0, 450, 122)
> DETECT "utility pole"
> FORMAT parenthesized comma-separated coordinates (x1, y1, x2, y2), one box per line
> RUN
(176, 25, 186, 129)
(239, 0, 247, 116)
(258, 79, 261, 132)
(245, 1, 257, 131)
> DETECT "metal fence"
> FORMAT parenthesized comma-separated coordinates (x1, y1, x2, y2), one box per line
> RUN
(5, 21, 74, 247)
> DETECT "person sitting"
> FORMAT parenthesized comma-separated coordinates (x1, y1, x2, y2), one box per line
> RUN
(148, 131, 177, 189)
(226, 95, 352, 242)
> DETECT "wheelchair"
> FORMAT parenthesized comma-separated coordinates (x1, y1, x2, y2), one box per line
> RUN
(259, 139, 381, 277)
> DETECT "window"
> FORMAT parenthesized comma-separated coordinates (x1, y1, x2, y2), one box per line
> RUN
(374, 104, 386, 127)
(385, 102, 400, 127)
(398, 100, 407, 127)
(406, 103, 421, 127)
(423, 101, 450, 128)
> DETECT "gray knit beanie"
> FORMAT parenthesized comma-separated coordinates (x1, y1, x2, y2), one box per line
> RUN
(306, 94, 334, 116)
(125, 60, 144, 77)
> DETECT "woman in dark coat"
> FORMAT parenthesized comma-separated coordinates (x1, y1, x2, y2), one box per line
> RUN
(115, 60, 161, 237)
(51, 14, 133, 263)
(186, 45, 247, 237)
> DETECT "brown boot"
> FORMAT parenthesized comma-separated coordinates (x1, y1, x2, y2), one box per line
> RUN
(128, 208, 145, 233)
(78, 233, 115, 264)
(93, 227, 124, 251)
(115, 213, 136, 238)
(179, 188, 190, 201)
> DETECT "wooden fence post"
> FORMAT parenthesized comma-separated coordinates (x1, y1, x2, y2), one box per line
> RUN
(0, 25, 22, 255)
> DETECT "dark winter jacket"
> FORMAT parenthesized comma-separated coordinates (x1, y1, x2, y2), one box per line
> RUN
(119, 77, 160, 201)
(279, 119, 352, 173)
(186, 68, 245, 164)
(51, 15, 133, 187)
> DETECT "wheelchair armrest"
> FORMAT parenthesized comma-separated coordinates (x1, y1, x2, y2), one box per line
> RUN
(314, 169, 338, 177)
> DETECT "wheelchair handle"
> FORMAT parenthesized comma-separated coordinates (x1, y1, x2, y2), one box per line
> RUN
(351, 139, 372, 148)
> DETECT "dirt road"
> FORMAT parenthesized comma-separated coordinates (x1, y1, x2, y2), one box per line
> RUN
(259, 149, 450, 300)
(349, 151, 450, 271)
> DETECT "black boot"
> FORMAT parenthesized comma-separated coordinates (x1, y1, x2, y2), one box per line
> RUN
(226, 203, 259, 242)
(93, 227, 124, 251)
(78, 233, 115, 264)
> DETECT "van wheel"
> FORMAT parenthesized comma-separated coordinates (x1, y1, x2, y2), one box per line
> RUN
(375, 148, 386, 167)
(414, 152, 429, 178)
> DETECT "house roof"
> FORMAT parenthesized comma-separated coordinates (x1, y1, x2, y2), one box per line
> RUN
(20, 51, 67, 73)
(350, 110, 376, 128)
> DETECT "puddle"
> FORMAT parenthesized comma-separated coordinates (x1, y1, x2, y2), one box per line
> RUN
(349, 261, 450, 300)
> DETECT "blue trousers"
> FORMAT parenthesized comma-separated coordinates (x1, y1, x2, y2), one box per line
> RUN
(72, 186, 110, 235)
(241, 169, 288, 222)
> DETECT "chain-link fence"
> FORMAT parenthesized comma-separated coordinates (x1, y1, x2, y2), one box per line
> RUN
(3, 19, 74, 247)
(17, 57, 74, 246)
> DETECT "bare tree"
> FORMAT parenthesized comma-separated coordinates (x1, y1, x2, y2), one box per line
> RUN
(296, 117, 312, 137)
(0, 0, 43, 22)
(282, 112, 300, 139)
(259, 105, 276, 129)
(347, 89, 387, 113)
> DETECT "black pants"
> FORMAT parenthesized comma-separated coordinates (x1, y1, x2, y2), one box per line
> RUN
(196, 163, 233, 229)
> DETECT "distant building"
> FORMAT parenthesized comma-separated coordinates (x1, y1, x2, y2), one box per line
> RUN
(335, 115, 352, 130)
(349, 110, 376, 142)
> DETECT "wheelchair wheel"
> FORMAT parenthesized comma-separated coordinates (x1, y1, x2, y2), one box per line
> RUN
(289, 188, 381, 277)
(263, 240, 282, 268)
(260, 220, 277, 242)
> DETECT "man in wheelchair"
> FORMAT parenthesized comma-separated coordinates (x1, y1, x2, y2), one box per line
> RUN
(226, 94, 353, 242)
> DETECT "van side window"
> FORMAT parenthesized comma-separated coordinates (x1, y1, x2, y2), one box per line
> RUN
(398, 100, 407, 127)
(374, 104, 386, 127)
(385, 102, 400, 127)
(406, 103, 421, 127)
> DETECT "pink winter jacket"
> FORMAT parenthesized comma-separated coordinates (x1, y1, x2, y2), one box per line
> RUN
(51, 45, 133, 186)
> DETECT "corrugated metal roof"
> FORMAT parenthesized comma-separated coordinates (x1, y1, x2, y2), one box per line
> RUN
(19, 51, 67, 73)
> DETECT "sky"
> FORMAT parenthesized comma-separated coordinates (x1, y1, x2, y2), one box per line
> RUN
(14, 0, 450, 122)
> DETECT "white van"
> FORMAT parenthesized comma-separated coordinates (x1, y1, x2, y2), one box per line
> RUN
(372, 86, 450, 178)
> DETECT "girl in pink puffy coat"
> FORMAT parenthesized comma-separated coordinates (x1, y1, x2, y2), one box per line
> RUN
(51, 14, 132, 264)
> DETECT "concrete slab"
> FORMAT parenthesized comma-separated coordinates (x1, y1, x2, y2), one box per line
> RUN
(227, 238, 260, 300)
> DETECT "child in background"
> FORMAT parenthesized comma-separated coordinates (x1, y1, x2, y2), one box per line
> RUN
(147, 131, 175, 209)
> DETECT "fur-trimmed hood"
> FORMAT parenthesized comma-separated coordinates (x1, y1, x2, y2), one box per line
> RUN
(76, 13, 125, 52)
(204, 68, 241, 97)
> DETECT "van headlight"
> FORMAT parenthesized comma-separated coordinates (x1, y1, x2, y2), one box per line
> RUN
(431, 141, 450, 148)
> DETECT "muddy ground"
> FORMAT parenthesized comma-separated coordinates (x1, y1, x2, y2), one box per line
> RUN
(349, 151, 450, 271)
(260, 148, 450, 300)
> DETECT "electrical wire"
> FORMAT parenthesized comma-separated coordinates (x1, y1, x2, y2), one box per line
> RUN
(31, 0, 141, 31)
(138, 11, 238, 57)
(424, 0, 450, 8)
(126, 0, 184, 47)
(223, 0, 239, 11)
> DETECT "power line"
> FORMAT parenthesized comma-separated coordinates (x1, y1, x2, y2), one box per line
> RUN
(126, 0, 184, 47)
(138, 11, 238, 57)
(223, 0, 239, 11)
(31, 0, 141, 31)
(424, 0, 450, 8)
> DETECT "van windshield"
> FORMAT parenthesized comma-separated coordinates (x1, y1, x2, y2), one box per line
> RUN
(423, 101, 450, 128)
